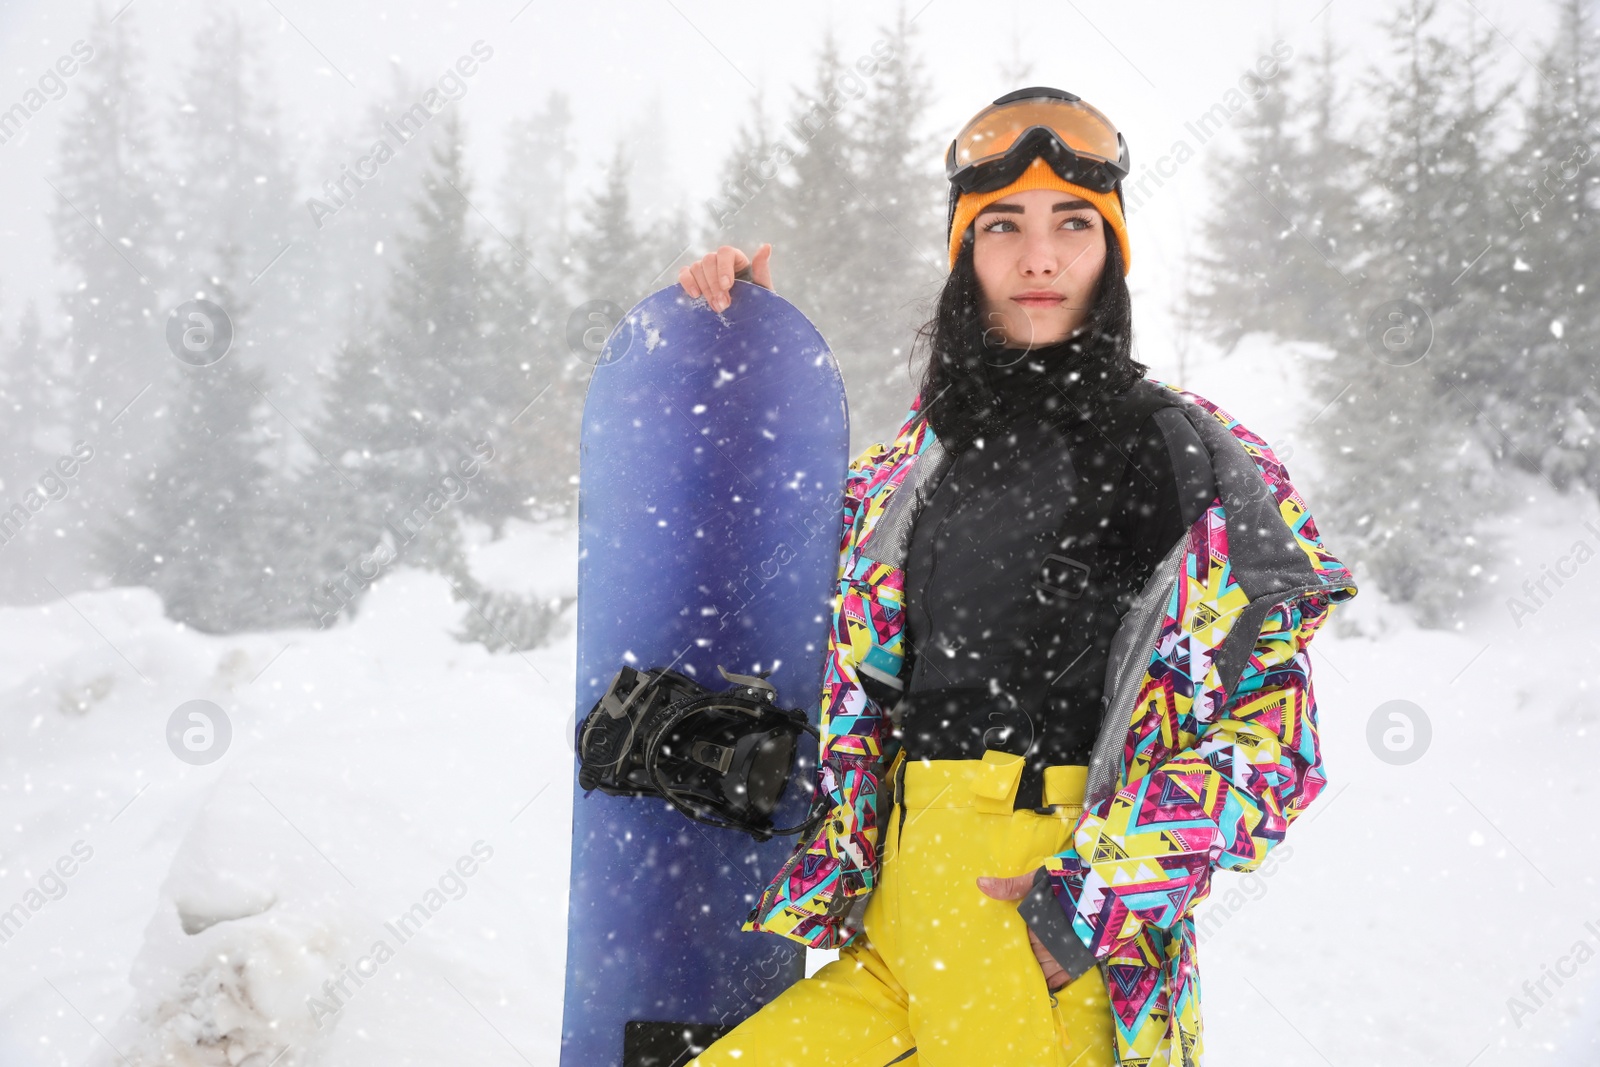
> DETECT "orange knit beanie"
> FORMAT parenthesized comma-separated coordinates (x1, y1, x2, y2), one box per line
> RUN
(946, 155, 1131, 275)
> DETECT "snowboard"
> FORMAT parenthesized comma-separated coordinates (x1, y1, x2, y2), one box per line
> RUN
(560, 281, 849, 1067)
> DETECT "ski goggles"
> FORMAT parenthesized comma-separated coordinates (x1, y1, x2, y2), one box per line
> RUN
(944, 87, 1130, 197)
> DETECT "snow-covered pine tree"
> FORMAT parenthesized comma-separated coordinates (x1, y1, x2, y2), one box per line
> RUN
(1187, 33, 1316, 353)
(569, 135, 694, 346)
(297, 67, 462, 383)
(390, 112, 509, 472)
(98, 271, 279, 632)
(702, 91, 790, 257)
(850, 5, 946, 448)
(96, 5, 311, 631)
(0, 298, 75, 602)
(165, 6, 308, 462)
(482, 95, 591, 527)
(1188, 26, 1373, 353)
(1495, 0, 1600, 494)
(497, 90, 577, 290)
(573, 141, 659, 307)
(278, 71, 473, 627)
(307, 109, 529, 625)
(49, 4, 172, 583)
(292, 325, 404, 628)
(0, 301, 59, 487)
(642, 201, 693, 301)
(767, 33, 877, 451)
(1291, 23, 1369, 346)
(1420, 6, 1528, 495)
(443, 225, 581, 650)
(695, 10, 941, 452)
(1305, 0, 1511, 628)
(478, 241, 577, 525)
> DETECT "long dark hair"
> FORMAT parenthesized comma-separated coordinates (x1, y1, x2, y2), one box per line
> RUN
(910, 222, 1146, 452)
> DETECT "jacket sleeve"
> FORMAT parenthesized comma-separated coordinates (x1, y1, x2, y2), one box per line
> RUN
(816, 438, 901, 862)
(839, 439, 891, 551)
(1025, 589, 1337, 971)
(741, 435, 901, 946)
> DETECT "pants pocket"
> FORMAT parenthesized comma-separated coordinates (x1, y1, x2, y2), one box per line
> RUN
(1048, 962, 1118, 1067)
(1004, 805, 1078, 879)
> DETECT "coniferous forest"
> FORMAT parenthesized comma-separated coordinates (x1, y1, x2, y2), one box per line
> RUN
(0, 0, 1595, 639)
(5, 3, 1600, 1064)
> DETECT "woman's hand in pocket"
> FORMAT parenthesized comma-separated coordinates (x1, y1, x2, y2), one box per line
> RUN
(977, 873, 1071, 992)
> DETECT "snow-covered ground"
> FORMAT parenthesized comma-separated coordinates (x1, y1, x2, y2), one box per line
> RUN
(1183, 337, 1600, 1064)
(0, 521, 580, 1066)
(2, 337, 1597, 1065)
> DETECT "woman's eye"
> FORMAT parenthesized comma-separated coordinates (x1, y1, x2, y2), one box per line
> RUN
(980, 216, 1095, 233)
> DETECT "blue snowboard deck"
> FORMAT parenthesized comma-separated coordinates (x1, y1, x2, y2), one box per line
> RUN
(560, 282, 848, 1067)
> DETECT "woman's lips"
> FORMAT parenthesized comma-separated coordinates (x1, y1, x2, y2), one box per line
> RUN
(1012, 296, 1063, 307)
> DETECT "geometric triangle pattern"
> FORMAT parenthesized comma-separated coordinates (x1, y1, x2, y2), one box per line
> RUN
(744, 381, 1361, 1067)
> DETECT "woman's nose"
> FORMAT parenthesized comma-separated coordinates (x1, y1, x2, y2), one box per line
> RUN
(1017, 233, 1058, 276)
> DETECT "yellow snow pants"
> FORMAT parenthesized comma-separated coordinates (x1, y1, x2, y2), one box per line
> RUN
(689, 750, 1116, 1067)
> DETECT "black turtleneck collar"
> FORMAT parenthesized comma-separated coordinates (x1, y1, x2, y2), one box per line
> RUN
(976, 331, 1111, 431)
(920, 322, 1143, 455)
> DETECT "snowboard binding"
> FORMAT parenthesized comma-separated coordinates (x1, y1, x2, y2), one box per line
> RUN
(576, 663, 826, 842)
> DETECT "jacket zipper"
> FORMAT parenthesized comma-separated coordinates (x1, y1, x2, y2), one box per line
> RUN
(1083, 533, 1186, 809)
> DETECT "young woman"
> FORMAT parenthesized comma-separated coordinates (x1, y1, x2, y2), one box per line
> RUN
(678, 88, 1357, 1067)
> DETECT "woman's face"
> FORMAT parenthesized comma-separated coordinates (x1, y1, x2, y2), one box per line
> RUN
(971, 187, 1107, 349)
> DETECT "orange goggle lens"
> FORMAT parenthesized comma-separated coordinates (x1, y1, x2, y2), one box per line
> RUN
(950, 96, 1123, 172)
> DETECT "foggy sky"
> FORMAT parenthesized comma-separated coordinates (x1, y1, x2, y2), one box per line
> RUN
(0, 0, 1556, 376)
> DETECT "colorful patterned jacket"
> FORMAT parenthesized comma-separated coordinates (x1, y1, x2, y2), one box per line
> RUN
(742, 378, 1360, 1066)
